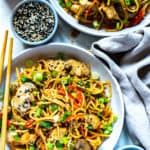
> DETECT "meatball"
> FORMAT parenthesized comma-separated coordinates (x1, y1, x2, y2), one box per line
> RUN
(86, 114, 100, 129)
(75, 139, 91, 150)
(64, 59, 90, 77)
(11, 95, 32, 113)
(16, 82, 36, 97)
(11, 82, 36, 113)
(48, 60, 65, 71)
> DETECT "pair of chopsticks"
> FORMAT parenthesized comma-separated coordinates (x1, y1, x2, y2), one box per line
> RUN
(0, 30, 13, 150)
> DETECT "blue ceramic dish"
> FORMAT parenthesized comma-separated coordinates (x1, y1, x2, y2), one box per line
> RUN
(11, 0, 58, 46)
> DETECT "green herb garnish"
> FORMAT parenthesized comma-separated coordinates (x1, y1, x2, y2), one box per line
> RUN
(46, 141, 54, 150)
(51, 70, 58, 78)
(34, 107, 42, 117)
(33, 72, 43, 82)
(92, 20, 101, 29)
(97, 97, 110, 103)
(21, 75, 28, 83)
(60, 111, 71, 122)
(56, 140, 64, 148)
(62, 77, 72, 85)
(50, 103, 59, 112)
(87, 124, 93, 130)
(29, 145, 36, 150)
(39, 121, 52, 128)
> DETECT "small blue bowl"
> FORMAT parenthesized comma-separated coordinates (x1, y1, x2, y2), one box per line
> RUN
(118, 145, 144, 150)
(11, 0, 58, 46)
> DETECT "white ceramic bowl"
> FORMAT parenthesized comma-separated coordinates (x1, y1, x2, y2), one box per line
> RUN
(118, 145, 144, 150)
(2, 43, 124, 150)
(50, 0, 150, 36)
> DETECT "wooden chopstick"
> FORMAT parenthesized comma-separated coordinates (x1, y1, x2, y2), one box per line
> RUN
(0, 30, 8, 84)
(1, 38, 13, 150)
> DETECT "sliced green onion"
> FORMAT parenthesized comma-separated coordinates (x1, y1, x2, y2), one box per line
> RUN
(62, 77, 72, 85)
(97, 97, 110, 103)
(85, 81, 90, 88)
(39, 121, 52, 128)
(29, 145, 36, 150)
(104, 125, 113, 134)
(107, 126, 113, 132)
(46, 141, 54, 150)
(59, 0, 66, 8)
(125, 0, 134, 6)
(104, 129, 112, 134)
(77, 80, 84, 86)
(103, 123, 113, 135)
(66, 1, 72, 8)
(33, 72, 43, 82)
(60, 111, 71, 122)
(13, 133, 20, 141)
(50, 103, 59, 112)
(92, 20, 101, 29)
(34, 107, 42, 117)
(51, 70, 58, 78)
(60, 136, 69, 144)
(21, 75, 28, 83)
(9, 124, 15, 131)
(104, 98, 110, 103)
(56, 140, 64, 148)
(87, 124, 93, 130)
(97, 97, 105, 103)
(116, 22, 121, 30)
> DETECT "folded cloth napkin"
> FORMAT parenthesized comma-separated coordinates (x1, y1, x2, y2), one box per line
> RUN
(91, 27, 150, 150)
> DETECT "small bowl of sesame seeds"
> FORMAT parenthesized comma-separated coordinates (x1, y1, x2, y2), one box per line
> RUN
(11, 0, 58, 46)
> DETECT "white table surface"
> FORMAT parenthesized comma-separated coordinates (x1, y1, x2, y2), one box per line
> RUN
(0, 0, 133, 149)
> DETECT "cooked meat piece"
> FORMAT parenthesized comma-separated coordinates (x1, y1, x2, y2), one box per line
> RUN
(11, 94, 32, 113)
(99, 3, 119, 20)
(48, 60, 65, 71)
(64, 59, 90, 77)
(11, 82, 36, 113)
(86, 114, 100, 129)
(75, 139, 91, 150)
(16, 82, 36, 97)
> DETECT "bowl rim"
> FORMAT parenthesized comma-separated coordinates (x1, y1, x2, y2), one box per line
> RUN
(117, 145, 144, 150)
(50, 0, 150, 37)
(9, 43, 124, 149)
(11, 0, 58, 45)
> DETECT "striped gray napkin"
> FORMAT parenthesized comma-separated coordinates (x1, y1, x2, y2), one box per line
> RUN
(92, 27, 150, 150)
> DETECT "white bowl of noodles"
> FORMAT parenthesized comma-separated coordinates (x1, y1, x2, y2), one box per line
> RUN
(50, 0, 150, 36)
(1, 43, 124, 150)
